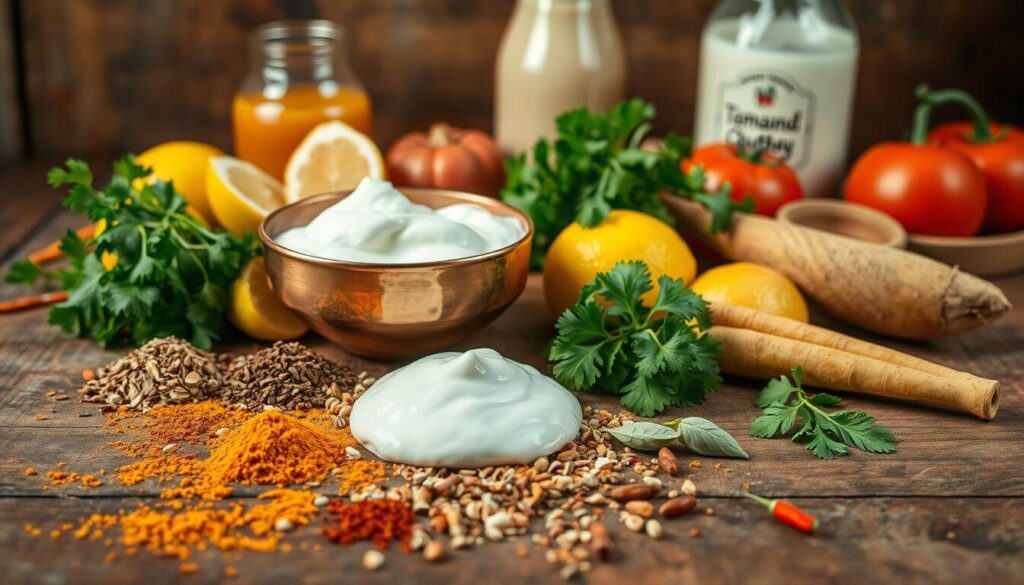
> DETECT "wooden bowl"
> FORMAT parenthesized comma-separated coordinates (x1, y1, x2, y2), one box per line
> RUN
(908, 229, 1024, 277)
(777, 199, 908, 248)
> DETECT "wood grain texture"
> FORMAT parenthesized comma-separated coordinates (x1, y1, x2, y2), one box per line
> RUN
(0, 0, 22, 162)
(2, 496, 1021, 585)
(10, 0, 1024, 164)
(1, 192, 1023, 583)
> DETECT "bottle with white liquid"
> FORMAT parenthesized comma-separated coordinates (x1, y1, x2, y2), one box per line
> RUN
(694, 0, 859, 198)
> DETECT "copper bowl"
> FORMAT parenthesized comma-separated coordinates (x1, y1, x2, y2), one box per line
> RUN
(259, 188, 533, 358)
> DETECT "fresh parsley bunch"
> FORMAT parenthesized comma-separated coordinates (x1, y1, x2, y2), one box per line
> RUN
(6, 157, 258, 349)
(501, 98, 752, 268)
(547, 261, 723, 416)
(749, 367, 897, 459)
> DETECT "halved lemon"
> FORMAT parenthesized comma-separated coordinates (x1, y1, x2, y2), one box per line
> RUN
(206, 156, 286, 237)
(283, 120, 385, 202)
(229, 257, 309, 341)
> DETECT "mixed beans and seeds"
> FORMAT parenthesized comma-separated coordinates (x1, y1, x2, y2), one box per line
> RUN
(27, 337, 739, 579)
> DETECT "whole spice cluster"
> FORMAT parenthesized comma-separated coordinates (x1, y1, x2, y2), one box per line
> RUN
(221, 341, 359, 411)
(80, 337, 222, 410)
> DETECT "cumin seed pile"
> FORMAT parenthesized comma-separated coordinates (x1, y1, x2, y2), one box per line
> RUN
(80, 337, 222, 411)
(221, 341, 359, 411)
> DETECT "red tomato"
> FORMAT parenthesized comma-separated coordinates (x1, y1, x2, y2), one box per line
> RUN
(685, 143, 804, 216)
(844, 143, 987, 237)
(930, 122, 1024, 234)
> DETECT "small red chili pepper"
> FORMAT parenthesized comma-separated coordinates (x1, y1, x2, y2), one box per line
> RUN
(740, 492, 819, 533)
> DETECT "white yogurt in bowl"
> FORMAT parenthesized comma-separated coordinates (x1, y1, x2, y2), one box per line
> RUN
(275, 177, 525, 264)
(350, 349, 582, 468)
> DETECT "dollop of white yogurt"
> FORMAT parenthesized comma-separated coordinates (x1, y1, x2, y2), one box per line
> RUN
(350, 348, 582, 468)
(275, 177, 525, 264)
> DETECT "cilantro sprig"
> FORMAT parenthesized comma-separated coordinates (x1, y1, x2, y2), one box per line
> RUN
(749, 367, 897, 460)
(5, 157, 258, 349)
(547, 261, 723, 416)
(501, 99, 753, 268)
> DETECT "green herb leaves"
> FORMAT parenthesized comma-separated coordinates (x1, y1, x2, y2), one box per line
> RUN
(5, 157, 258, 349)
(604, 417, 747, 458)
(604, 421, 680, 452)
(749, 367, 897, 460)
(664, 417, 749, 459)
(548, 261, 722, 416)
(501, 99, 751, 268)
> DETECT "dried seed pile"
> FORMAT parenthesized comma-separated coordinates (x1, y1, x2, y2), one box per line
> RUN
(328, 405, 704, 578)
(221, 341, 359, 411)
(80, 337, 222, 411)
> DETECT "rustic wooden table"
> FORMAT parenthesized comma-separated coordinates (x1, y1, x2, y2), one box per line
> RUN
(1, 165, 1022, 584)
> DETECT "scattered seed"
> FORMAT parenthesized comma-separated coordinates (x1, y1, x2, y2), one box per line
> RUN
(362, 550, 385, 571)
(645, 519, 663, 540)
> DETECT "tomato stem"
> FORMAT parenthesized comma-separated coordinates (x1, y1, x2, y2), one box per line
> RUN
(734, 143, 779, 167)
(915, 84, 996, 143)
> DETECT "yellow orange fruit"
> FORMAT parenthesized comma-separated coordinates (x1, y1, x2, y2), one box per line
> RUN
(206, 156, 287, 237)
(135, 141, 224, 223)
(543, 210, 697, 316)
(283, 120, 385, 202)
(690, 262, 809, 322)
(228, 257, 309, 341)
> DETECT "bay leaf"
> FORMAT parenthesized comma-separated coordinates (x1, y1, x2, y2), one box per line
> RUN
(676, 417, 749, 459)
(603, 421, 680, 452)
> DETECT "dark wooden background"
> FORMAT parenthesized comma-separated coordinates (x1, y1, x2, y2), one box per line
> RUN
(0, 0, 1022, 175)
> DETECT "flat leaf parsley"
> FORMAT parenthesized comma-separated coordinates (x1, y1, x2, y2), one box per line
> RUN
(547, 261, 723, 416)
(501, 99, 752, 268)
(5, 157, 258, 349)
(749, 367, 897, 460)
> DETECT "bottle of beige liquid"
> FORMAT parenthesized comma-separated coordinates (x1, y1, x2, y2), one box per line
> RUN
(495, 0, 627, 156)
(694, 0, 859, 198)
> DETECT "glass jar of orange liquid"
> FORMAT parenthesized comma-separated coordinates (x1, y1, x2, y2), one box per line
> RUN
(233, 20, 373, 179)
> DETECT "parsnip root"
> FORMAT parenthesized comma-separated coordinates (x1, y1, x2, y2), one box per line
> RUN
(709, 309, 1000, 420)
(664, 196, 1011, 339)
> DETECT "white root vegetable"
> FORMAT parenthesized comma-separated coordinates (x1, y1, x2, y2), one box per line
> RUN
(664, 196, 1011, 339)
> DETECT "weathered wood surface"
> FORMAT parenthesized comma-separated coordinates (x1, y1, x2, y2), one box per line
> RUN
(10, 0, 1024, 161)
(2, 497, 1020, 585)
(1, 187, 1023, 583)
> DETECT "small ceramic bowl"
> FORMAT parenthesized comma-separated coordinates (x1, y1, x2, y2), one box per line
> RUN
(908, 230, 1024, 277)
(777, 199, 908, 248)
(260, 188, 533, 359)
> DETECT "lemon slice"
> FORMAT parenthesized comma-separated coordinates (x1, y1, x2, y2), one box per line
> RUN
(283, 120, 385, 202)
(229, 257, 309, 341)
(207, 156, 286, 237)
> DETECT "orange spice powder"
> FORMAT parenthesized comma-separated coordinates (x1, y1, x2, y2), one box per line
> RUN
(204, 410, 357, 486)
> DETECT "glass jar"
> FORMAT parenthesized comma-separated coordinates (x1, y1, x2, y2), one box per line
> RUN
(693, 0, 859, 198)
(495, 0, 627, 156)
(233, 20, 373, 179)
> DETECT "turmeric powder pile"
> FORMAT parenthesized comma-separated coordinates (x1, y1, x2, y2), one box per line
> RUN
(73, 489, 318, 562)
(205, 410, 358, 485)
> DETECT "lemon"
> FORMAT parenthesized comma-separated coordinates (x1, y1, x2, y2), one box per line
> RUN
(691, 262, 809, 322)
(283, 120, 385, 202)
(206, 156, 287, 237)
(229, 257, 309, 341)
(543, 210, 697, 316)
(135, 141, 224, 224)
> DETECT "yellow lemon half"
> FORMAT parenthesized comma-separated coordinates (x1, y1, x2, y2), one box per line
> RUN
(543, 210, 697, 317)
(229, 257, 309, 341)
(283, 120, 385, 202)
(691, 262, 809, 322)
(135, 141, 224, 224)
(206, 156, 287, 238)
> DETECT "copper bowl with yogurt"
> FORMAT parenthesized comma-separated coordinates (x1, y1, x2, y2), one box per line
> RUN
(259, 188, 533, 359)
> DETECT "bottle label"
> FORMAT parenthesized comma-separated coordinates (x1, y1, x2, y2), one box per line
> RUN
(713, 71, 814, 170)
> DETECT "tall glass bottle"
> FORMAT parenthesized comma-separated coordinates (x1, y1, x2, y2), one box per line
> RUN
(495, 0, 627, 156)
(693, 0, 859, 198)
